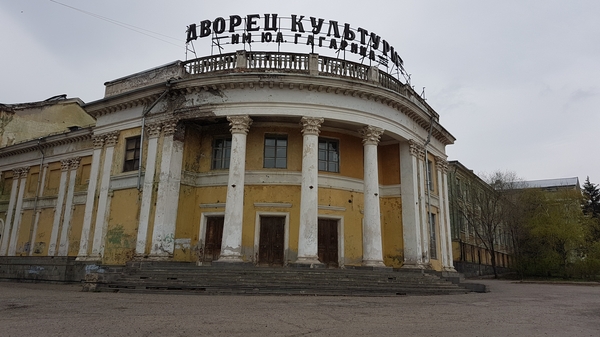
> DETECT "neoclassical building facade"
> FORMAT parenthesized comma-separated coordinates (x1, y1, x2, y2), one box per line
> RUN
(0, 51, 456, 272)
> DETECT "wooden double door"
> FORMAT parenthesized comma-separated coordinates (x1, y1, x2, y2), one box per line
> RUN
(259, 216, 285, 266)
(203, 216, 338, 268)
(318, 219, 339, 268)
(203, 216, 224, 262)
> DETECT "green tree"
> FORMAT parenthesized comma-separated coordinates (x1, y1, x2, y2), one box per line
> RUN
(520, 189, 586, 278)
(582, 177, 600, 218)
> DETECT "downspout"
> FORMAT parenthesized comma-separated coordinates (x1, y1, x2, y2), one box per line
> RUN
(423, 114, 436, 258)
(137, 82, 171, 190)
(29, 137, 45, 255)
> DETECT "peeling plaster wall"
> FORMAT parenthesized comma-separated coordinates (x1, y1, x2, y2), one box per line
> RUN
(103, 189, 140, 265)
(0, 100, 95, 148)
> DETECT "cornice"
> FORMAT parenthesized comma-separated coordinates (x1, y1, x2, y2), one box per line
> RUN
(84, 71, 454, 145)
(0, 128, 93, 159)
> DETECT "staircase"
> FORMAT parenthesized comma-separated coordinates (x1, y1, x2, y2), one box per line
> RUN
(84, 261, 473, 296)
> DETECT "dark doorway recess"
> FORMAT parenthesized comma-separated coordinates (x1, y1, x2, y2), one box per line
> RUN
(259, 216, 285, 266)
(318, 219, 339, 268)
(204, 216, 224, 262)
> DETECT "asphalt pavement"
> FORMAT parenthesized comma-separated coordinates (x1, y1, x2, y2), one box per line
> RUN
(0, 280, 599, 336)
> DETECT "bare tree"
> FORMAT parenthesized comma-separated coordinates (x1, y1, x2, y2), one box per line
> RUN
(453, 171, 521, 278)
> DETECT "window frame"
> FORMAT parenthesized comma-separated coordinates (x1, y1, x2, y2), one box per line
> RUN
(318, 137, 340, 173)
(123, 136, 141, 172)
(263, 134, 288, 169)
(211, 137, 232, 170)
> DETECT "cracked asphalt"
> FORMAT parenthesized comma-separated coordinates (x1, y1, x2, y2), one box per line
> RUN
(1, 280, 599, 336)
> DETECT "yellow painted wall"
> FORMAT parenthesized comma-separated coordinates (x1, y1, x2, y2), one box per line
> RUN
(0, 100, 95, 148)
(32, 208, 54, 255)
(0, 171, 14, 202)
(102, 188, 140, 265)
(44, 162, 62, 197)
(15, 210, 35, 256)
(379, 144, 400, 185)
(68, 204, 85, 256)
(245, 126, 303, 172)
(381, 197, 403, 267)
(111, 127, 141, 175)
(173, 184, 200, 261)
(320, 130, 363, 179)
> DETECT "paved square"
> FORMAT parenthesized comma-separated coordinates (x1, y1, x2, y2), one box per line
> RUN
(1, 280, 599, 336)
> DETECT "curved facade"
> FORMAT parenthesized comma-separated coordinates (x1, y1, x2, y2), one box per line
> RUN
(0, 51, 456, 271)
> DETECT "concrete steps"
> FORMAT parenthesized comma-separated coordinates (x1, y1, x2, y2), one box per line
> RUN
(85, 261, 472, 296)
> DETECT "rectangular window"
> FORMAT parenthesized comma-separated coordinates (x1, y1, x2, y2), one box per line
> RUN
(123, 136, 141, 172)
(212, 137, 232, 169)
(318, 138, 339, 173)
(429, 213, 437, 259)
(264, 134, 287, 169)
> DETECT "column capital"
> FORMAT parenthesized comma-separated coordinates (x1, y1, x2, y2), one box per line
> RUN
(12, 167, 30, 178)
(435, 157, 448, 173)
(408, 139, 423, 158)
(146, 122, 162, 138)
(61, 159, 71, 171)
(300, 117, 324, 136)
(162, 118, 179, 137)
(70, 157, 82, 170)
(227, 115, 252, 135)
(408, 140, 425, 161)
(92, 135, 105, 149)
(19, 167, 30, 178)
(104, 131, 120, 147)
(359, 125, 384, 145)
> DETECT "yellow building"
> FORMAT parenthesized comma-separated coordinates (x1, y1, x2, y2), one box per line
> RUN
(0, 51, 456, 276)
(447, 161, 513, 276)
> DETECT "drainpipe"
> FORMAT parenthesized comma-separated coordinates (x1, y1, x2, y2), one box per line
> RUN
(28, 137, 45, 255)
(137, 82, 171, 190)
(423, 114, 436, 258)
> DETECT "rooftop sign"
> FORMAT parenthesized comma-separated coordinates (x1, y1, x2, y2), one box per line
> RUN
(186, 14, 404, 71)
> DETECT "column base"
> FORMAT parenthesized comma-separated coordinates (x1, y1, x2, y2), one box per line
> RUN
(443, 266, 457, 272)
(144, 255, 171, 261)
(401, 262, 425, 270)
(216, 255, 244, 263)
(361, 260, 387, 268)
(290, 256, 324, 268)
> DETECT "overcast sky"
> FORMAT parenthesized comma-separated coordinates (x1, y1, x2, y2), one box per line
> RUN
(1, 0, 599, 184)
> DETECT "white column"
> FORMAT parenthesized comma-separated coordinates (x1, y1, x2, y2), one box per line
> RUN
(436, 159, 448, 269)
(136, 122, 161, 256)
(439, 158, 456, 271)
(58, 157, 80, 256)
(400, 141, 424, 269)
(77, 135, 104, 259)
(29, 164, 48, 256)
(360, 125, 386, 267)
(418, 149, 430, 265)
(48, 160, 70, 256)
(90, 131, 119, 259)
(151, 119, 184, 258)
(0, 169, 22, 255)
(8, 167, 29, 256)
(296, 116, 324, 265)
(218, 115, 252, 262)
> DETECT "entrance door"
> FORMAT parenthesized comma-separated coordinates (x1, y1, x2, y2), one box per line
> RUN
(318, 219, 339, 268)
(258, 217, 285, 266)
(204, 216, 224, 262)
